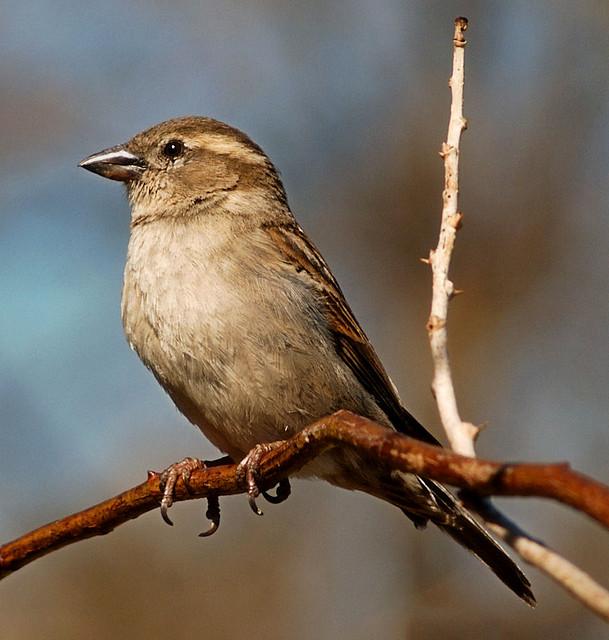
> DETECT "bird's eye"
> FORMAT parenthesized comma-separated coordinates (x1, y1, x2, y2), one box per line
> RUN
(162, 139, 184, 159)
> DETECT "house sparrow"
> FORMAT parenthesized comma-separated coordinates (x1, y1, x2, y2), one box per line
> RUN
(79, 116, 533, 604)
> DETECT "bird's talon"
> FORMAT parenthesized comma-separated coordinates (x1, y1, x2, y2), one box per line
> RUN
(249, 494, 264, 516)
(238, 442, 286, 516)
(199, 495, 221, 537)
(158, 457, 206, 526)
(160, 500, 174, 526)
(262, 478, 291, 504)
(199, 520, 219, 537)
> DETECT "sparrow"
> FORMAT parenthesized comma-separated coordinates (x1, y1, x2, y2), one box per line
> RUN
(79, 116, 534, 604)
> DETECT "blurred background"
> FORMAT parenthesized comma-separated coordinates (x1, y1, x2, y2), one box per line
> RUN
(1, 1, 608, 638)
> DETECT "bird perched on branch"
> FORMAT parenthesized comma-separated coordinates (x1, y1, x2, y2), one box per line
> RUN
(80, 116, 533, 604)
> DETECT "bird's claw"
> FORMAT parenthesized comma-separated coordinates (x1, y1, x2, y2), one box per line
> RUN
(262, 478, 291, 504)
(158, 457, 206, 526)
(199, 494, 221, 537)
(237, 442, 289, 516)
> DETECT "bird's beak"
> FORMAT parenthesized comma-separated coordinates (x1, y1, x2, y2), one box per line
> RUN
(79, 145, 145, 182)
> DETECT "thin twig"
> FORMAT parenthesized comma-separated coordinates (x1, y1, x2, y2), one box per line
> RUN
(426, 16, 609, 621)
(469, 497, 609, 621)
(427, 16, 477, 456)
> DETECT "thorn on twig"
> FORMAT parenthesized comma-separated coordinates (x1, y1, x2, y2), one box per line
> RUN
(439, 142, 453, 158)
(462, 421, 481, 442)
(420, 256, 431, 265)
(473, 422, 488, 441)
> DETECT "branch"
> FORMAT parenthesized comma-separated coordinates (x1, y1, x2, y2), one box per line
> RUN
(425, 17, 609, 621)
(2, 410, 609, 596)
(427, 16, 476, 457)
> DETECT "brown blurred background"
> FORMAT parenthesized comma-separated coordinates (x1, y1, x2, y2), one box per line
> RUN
(1, 1, 608, 638)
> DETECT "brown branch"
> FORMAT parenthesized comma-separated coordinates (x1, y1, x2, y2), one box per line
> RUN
(2, 409, 609, 585)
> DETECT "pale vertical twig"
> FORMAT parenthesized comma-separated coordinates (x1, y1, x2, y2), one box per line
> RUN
(427, 17, 478, 457)
(426, 16, 609, 620)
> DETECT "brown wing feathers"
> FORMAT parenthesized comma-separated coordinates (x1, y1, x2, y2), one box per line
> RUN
(267, 221, 439, 446)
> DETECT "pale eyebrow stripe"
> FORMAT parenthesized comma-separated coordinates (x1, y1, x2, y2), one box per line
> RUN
(196, 133, 267, 165)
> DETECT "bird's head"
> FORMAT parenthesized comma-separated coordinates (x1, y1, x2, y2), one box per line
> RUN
(79, 116, 288, 225)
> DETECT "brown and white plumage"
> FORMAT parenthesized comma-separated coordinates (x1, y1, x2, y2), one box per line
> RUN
(80, 116, 534, 605)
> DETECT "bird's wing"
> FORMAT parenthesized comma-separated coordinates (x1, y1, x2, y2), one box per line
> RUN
(264, 221, 440, 446)
(264, 222, 536, 605)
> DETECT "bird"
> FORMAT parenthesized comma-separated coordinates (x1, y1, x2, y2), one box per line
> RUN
(79, 116, 534, 604)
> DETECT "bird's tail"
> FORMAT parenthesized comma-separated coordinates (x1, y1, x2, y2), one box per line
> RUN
(423, 478, 535, 605)
(369, 469, 535, 606)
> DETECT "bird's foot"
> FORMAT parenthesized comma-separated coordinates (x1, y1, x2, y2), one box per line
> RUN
(262, 478, 291, 505)
(237, 443, 291, 516)
(158, 457, 206, 526)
